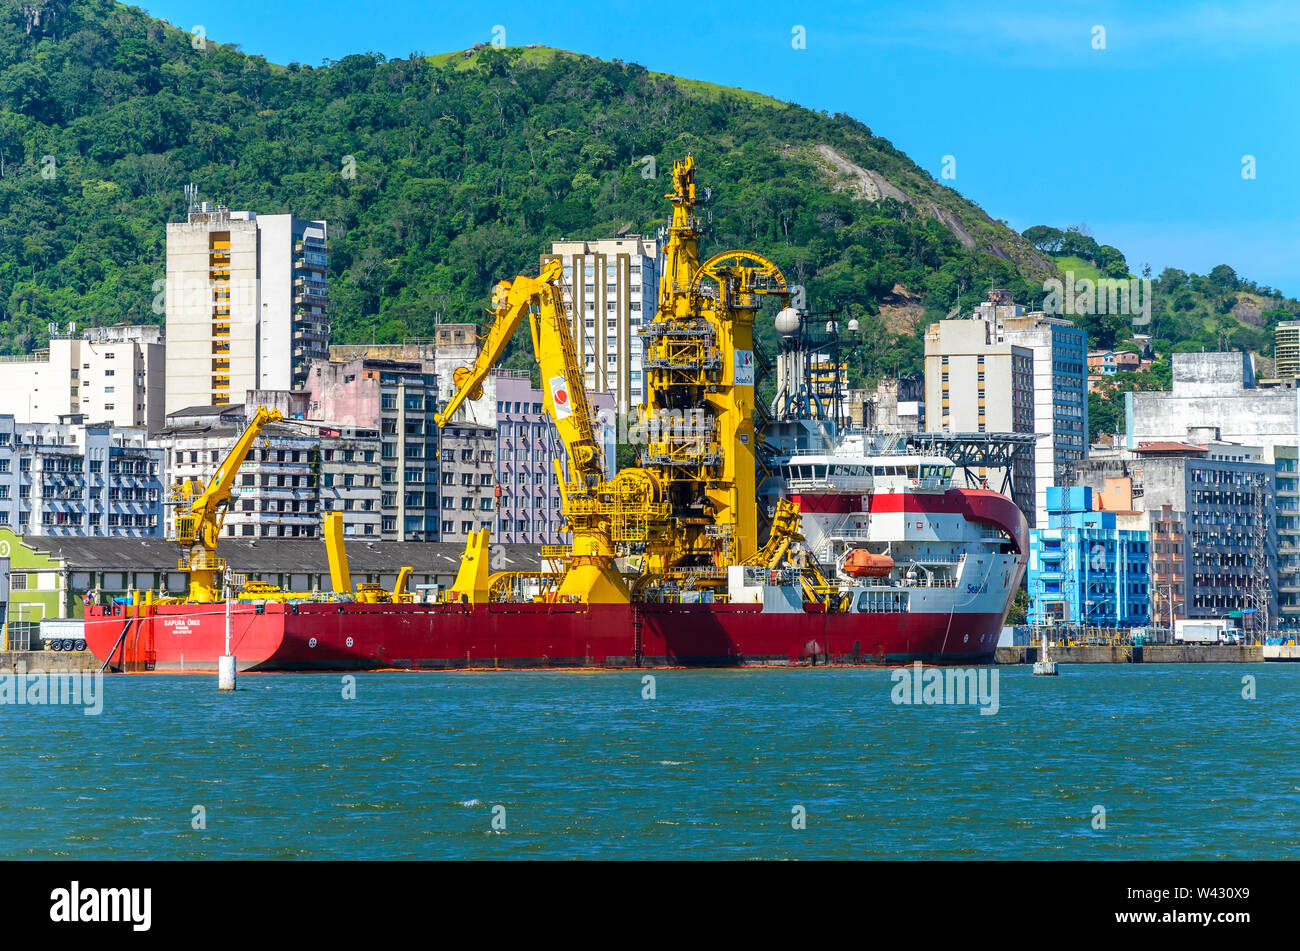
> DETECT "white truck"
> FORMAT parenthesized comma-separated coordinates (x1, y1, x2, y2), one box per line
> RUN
(41, 619, 87, 652)
(1175, 619, 1240, 644)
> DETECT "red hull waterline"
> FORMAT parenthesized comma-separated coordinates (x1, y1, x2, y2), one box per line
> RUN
(84, 601, 1008, 673)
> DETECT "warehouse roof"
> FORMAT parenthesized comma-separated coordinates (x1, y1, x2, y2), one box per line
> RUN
(21, 536, 546, 574)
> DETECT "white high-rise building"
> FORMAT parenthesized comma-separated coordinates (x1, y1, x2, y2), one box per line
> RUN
(0, 324, 166, 433)
(164, 206, 328, 414)
(925, 289, 1088, 526)
(543, 236, 659, 417)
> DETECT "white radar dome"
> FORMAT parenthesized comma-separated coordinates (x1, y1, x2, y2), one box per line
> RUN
(774, 307, 801, 336)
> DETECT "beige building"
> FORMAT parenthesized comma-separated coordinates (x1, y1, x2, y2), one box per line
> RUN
(542, 236, 659, 416)
(1275, 321, 1300, 379)
(0, 324, 165, 432)
(164, 205, 328, 414)
(924, 317, 1036, 515)
(926, 290, 1088, 525)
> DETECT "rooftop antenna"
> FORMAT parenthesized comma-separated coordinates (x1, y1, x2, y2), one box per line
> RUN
(184, 182, 200, 214)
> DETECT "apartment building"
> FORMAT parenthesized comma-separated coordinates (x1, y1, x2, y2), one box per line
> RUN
(0, 417, 164, 537)
(926, 290, 1088, 525)
(306, 357, 441, 542)
(1275, 445, 1300, 629)
(999, 314, 1089, 525)
(438, 423, 496, 542)
(0, 324, 165, 432)
(1275, 321, 1300, 380)
(1149, 504, 1187, 626)
(1070, 440, 1277, 627)
(494, 371, 617, 546)
(157, 404, 381, 540)
(1027, 486, 1150, 627)
(924, 314, 1036, 519)
(543, 236, 660, 416)
(164, 205, 328, 414)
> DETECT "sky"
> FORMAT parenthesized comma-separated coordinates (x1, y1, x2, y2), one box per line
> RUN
(139, 0, 1299, 296)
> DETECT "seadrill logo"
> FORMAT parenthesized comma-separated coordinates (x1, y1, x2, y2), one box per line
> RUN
(49, 882, 151, 932)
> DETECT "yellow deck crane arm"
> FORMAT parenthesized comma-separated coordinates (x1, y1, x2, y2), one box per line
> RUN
(172, 406, 284, 602)
(434, 258, 603, 487)
(434, 261, 665, 604)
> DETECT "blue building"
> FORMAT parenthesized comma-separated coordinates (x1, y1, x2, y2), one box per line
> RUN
(1028, 486, 1150, 627)
(0, 417, 164, 537)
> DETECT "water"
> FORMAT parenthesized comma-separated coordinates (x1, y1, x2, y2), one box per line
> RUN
(3, 664, 1298, 859)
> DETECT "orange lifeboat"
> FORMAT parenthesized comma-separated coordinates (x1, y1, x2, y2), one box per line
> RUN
(843, 549, 894, 577)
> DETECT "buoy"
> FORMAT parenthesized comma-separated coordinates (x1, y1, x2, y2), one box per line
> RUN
(1032, 628, 1059, 676)
(218, 654, 237, 690)
(219, 585, 236, 691)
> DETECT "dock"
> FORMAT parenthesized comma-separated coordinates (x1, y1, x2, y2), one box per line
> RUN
(0, 650, 99, 673)
(996, 644, 1263, 664)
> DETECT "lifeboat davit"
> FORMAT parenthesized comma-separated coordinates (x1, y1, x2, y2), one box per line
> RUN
(843, 549, 894, 577)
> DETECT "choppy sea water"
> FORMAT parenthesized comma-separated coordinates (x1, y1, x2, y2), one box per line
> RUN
(2, 664, 1297, 859)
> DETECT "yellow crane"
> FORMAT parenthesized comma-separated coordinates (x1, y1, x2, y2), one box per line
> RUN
(170, 406, 284, 602)
(438, 156, 830, 610)
(166, 407, 412, 605)
(645, 156, 792, 576)
(435, 260, 668, 603)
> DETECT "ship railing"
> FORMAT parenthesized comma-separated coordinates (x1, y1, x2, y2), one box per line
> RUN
(896, 575, 959, 588)
(827, 529, 872, 540)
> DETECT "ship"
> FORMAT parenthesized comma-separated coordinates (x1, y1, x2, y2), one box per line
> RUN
(83, 459, 1025, 670)
(84, 156, 1027, 672)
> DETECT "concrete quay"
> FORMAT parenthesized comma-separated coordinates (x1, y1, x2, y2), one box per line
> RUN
(996, 644, 1263, 664)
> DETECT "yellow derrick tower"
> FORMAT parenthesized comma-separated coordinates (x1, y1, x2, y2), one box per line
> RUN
(437, 156, 793, 604)
(644, 156, 791, 574)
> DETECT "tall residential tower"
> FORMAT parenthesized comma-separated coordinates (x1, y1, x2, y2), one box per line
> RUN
(164, 205, 328, 414)
(542, 236, 659, 417)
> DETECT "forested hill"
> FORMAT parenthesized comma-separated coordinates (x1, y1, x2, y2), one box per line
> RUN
(0, 0, 1058, 374)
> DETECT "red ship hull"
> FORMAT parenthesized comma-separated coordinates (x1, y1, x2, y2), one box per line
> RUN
(84, 600, 1007, 672)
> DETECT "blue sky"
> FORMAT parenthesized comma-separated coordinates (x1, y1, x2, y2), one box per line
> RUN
(140, 0, 1298, 295)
